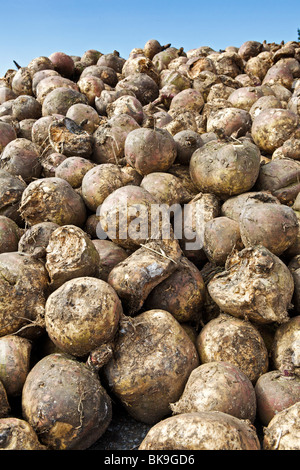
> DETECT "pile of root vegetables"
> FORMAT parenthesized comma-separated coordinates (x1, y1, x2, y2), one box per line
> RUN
(0, 38, 300, 451)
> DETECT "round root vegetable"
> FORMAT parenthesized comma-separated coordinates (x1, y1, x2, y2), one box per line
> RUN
(0, 418, 46, 450)
(91, 239, 128, 282)
(0, 335, 32, 396)
(255, 158, 300, 205)
(106, 95, 144, 125)
(239, 202, 299, 256)
(49, 52, 75, 78)
(0, 121, 17, 152)
(66, 103, 100, 134)
(12, 95, 42, 121)
(99, 184, 159, 250)
(139, 411, 260, 450)
(0, 252, 49, 337)
(251, 108, 299, 154)
(271, 316, 300, 375)
(140, 172, 194, 205)
(103, 309, 199, 424)
(227, 86, 264, 112)
(18, 221, 59, 258)
(0, 137, 41, 182)
(77, 75, 105, 106)
(108, 239, 183, 315)
(124, 127, 177, 175)
(249, 95, 283, 120)
(36, 75, 79, 104)
(170, 361, 256, 422)
(55, 156, 95, 188)
(173, 129, 203, 165)
(196, 313, 269, 383)
(0, 381, 10, 418)
(22, 352, 112, 450)
(45, 225, 100, 290)
(207, 245, 294, 325)
(144, 257, 206, 324)
(221, 190, 281, 222)
(263, 402, 300, 450)
(19, 177, 86, 227)
(115, 73, 159, 106)
(45, 277, 122, 357)
(81, 163, 137, 212)
(92, 114, 139, 164)
(255, 370, 300, 426)
(11, 68, 33, 96)
(42, 87, 88, 117)
(0, 216, 21, 253)
(48, 117, 94, 158)
(0, 170, 27, 225)
(40, 152, 66, 177)
(203, 216, 243, 265)
(190, 139, 261, 199)
(169, 88, 204, 113)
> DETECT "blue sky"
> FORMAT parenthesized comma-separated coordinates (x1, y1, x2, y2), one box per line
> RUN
(0, 0, 299, 77)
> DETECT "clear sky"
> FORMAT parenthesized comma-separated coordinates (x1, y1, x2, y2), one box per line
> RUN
(0, 0, 299, 77)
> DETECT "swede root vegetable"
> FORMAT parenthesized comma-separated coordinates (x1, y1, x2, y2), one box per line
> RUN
(140, 171, 194, 205)
(0, 137, 41, 182)
(138, 411, 260, 450)
(196, 313, 269, 383)
(144, 257, 206, 324)
(173, 129, 203, 165)
(0, 417, 46, 450)
(203, 216, 243, 265)
(18, 221, 59, 258)
(0, 121, 17, 152)
(0, 252, 49, 338)
(55, 156, 95, 188)
(0, 216, 21, 253)
(207, 246, 294, 325)
(19, 177, 87, 227)
(45, 277, 122, 357)
(124, 127, 177, 175)
(170, 361, 257, 422)
(263, 402, 300, 450)
(48, 117, 94, 158)
(45, 225, 100, 290)
(103, 309, 199, 424)
(0, 335, 32, 396)
(0, 170, 27, 225)
(0, 381, 10, 418)
(190, 139, 261, 199)
(91, 239, 128, 282)
(239, 202, 299, 256)
(22, 352, 112, 450)
(255, 369, 300, 426)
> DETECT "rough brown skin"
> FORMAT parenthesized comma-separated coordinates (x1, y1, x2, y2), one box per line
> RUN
(12, 95, 42, 121)
(249, 95, 283, 121)
(20, 177, 87, 227)
(11, 68, 33, 96)
(203, 216, 243, 265)
(106, 95, 144, 125)
(271, 316, 300, 375)
(66, 103, 101, 134)
(40, 152, 66, 177)
(36, 75, 79, 104)
(0, 137, 42, 182)
(196, 313, 269, 383)
(92, 113, 139, 164)
(0, 121, 17, 152)
(173, 130, 203, 165)
(227, 86, 265, 112)
(91, 239, 128, 282)
(54, 156, 95, 188)
(0, 381, 10, 418)
(45, 277, 122, 357)
(255, 370, 300, 426)
(0, 252, 49, 338)
(206, 107, 252, 139)
(115, 73, 159, 106)
(22, 353, 112, 450)
(190, 139, 261, 199)
(221, 191, 281, 222)
(42, 87, 88, 117)
(0, 418, 46, 450)
(139, 411, 260, 450)
(125, 127, 177, 176)
(207, 246, 294, 325)
(263, 402, 300, 450)
(48, 117, 94, 158)
(0, 335, 32, 396)
(108, 239, 183, 315)
(251, 108, 299, 154)
(144, 257, 206, 324)
(103, 309, 199, 424)
(99, 184, 159, 251)
(0, 170, 27, 225)
(239, 202, 299, 256)
(45, 225, 100, 290)
(18, 221, 59, 258)
(254, 158, 300, 205)
(77, 75, 105, 106)
(0, 216, 21, 253)
(170, 361, 257, 422)
(140, 171, 194, 205)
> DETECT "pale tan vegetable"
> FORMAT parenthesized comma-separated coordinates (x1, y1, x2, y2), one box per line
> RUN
(271, 315, 300, 375)
(0, 335, 32, 396)
(103, 309, 199, 424)
(0, 418, 46, 450)
(139, 411, 260, 450)
(263, 402, 300, 450)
